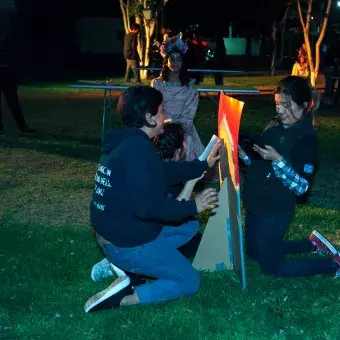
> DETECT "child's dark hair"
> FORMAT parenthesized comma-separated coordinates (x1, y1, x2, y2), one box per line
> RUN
(117, 85, 163, 128)
(154, 121, 185, 160)
(274, 75, 319, 116)
(160, 54, 191, 86)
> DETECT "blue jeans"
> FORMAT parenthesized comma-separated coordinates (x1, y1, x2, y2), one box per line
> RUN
(100, 220, 200, 304)
(245, 212, 337, 277)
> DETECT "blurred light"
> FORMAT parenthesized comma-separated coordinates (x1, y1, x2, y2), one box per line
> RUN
(142, 8, 153, 21)
(338, 1, 340, 7)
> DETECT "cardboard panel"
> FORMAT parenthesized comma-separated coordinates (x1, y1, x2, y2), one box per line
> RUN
(192, 180, 232, 271)
(193, 93, 247, 290)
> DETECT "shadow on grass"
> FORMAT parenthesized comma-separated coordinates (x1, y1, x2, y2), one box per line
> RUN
(24, 131, 102, 147)
(0, 133, 101, 163)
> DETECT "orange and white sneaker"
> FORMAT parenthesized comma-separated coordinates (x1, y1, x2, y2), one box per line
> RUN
(333, 253, 340, 279)
(309, 230, 338, 255)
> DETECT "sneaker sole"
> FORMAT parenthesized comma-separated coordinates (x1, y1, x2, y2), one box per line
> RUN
(109, 263, 126, 278)
(312, 230, 338, 255)
(85, 276, 131, 313)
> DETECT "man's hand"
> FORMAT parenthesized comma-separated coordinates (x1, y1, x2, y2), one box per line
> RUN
(253, 144, 281, 161)
(195, 188, 218, 214)
(207, 140, 222, 168)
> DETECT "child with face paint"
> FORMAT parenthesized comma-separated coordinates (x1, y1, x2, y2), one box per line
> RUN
(151, 33, 205, 161)
(238, 76, 340, 279)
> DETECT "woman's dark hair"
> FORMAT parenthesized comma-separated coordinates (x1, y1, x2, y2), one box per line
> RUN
(153, 121, 185, 160)
(160, 54, 191, 86)
(117, 85, 163, 128)
(274, 75, 319, 116)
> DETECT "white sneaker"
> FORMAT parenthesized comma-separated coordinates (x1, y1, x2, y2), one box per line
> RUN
(91, 258, 127, 282)
(84, 276, 132, 313)
(91, 258, 113, 282)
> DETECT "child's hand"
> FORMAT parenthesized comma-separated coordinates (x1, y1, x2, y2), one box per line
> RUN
(253, 144, 281, 161)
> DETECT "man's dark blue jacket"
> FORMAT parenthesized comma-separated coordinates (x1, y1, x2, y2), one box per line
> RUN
(90, 127, 208, 247)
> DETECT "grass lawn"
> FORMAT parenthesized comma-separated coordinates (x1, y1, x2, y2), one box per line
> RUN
(0, 81, 339, 340)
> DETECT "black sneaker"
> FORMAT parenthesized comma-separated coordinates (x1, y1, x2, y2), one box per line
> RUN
(84, 276, 132, 313)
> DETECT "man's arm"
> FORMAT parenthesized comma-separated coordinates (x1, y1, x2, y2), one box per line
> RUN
(164, 159, 209, 186)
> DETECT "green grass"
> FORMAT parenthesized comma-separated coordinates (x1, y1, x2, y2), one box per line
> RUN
(0, 83, 339, 340)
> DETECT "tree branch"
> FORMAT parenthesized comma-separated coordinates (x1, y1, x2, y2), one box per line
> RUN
(127, 0, 131, 31)
(279, 3, 290, 28)
(297, 0, 306, 31)
(120, 0, 130, 33)
(305, 0, 312, 32)
(315, 0, 332, 74)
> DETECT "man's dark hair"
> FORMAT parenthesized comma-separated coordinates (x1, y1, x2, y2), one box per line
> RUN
(117, 85, 163, 128)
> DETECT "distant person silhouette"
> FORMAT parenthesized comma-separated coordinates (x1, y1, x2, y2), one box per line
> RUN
(0, 36, 34, 135)
(123, 23, 141, 84)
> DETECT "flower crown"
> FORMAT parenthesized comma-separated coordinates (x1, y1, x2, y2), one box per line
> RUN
(160, 33, 188, 58)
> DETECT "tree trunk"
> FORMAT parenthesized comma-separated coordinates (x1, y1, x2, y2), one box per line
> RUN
(119, 0, 130, 34)
(119, 0, 157, 81)
(309, 71, 317, 87)
(297, 0, 332, 87)
(271, 22, 277, 76)
(141, 21, 154, 79)
(314, 0, 332, 79)
(280, 14, 287, 63)
(135, 16, 155, 80)
(135, 16, 144, 69)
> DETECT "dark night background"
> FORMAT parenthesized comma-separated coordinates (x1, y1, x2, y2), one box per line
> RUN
(3, 0, 340, 81)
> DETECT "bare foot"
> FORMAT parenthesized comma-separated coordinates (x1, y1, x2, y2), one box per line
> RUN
(120, 291, 140, 306)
